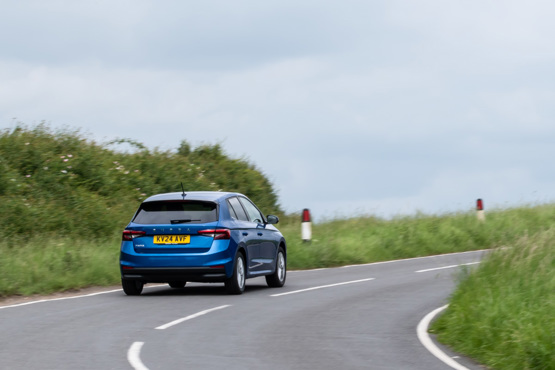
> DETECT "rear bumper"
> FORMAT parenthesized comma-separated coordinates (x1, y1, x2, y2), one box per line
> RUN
(121, 267, 227, 283)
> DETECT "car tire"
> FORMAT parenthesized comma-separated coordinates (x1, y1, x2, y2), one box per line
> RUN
(122, 279, 144, 295)
(168, 281, 187, 288)
(225, 253, 246, 295)
(266, 247, 286, 288)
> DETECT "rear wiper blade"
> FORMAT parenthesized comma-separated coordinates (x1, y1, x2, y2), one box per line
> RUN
(170, 219, 200, 224)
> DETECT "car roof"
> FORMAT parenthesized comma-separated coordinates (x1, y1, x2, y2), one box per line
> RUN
(142, 191, 243, 203)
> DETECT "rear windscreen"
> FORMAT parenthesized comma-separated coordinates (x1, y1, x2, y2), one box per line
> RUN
(132, 201, 218, 224)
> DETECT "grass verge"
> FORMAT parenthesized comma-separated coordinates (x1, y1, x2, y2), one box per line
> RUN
(431, 229, 554, 370)
(1, 204, 554, 296)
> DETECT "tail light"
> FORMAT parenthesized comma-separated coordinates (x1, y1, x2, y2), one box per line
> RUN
(122, 230, 146, 241)
(198, 229, 231, 240)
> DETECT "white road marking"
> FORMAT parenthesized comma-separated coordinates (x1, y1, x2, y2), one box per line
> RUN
(415, 262, 480, 273)
(270, 278, 375, 297)
(155, 305, 231, 330)
(417, 305, 469, 370)
(0, 289, 123, 310)
(338, 249, 487, 270)
(128, 342, 149, 370)
(0, 284, 167, 310)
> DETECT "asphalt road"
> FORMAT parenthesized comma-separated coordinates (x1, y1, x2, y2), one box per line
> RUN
(0, 250, 487, 370)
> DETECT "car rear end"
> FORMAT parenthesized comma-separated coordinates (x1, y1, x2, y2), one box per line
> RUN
(119, 193, 236, 287)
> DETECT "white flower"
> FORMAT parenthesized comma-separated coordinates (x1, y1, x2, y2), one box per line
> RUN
(43, 166, 49, 170)
(61, 170, 67, 174)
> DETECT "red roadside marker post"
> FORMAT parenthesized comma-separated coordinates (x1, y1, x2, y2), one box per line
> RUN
(301, 208, 312, 242)
(476, 198, 485, 222)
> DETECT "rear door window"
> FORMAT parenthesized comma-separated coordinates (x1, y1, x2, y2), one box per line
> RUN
(132, 201, 217, 224)
(227, 197, 249, 221)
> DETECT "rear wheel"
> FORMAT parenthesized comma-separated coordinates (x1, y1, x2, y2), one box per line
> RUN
(266, 247, 286, 287)
(122, 279, 143, 295)
(225, 253, 246, 295)
(168, 281, 187, 288)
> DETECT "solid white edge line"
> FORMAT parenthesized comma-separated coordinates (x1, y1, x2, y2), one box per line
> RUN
(0, 289, 123, 310)
(128, 342, 149, 370)
(417, 305, 469, 370)
(287, 249, 487, 272)
(270, 278, 375, 297)
(155, 305, 231, 330)
(0, 284, 167, 310)
(415, 262, 481, 273)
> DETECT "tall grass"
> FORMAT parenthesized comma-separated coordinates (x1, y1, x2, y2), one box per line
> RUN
(279, 204, 555, 269)
(0, 235, 121, 296)
(431, 229, 554, 370)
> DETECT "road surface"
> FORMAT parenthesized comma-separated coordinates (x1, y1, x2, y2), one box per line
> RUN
(0, 250, 487, 369)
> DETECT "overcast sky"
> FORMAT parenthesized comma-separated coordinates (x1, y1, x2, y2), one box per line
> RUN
(2, 1, 555, 219)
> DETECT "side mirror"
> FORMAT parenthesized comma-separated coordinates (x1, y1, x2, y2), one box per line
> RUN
(266, 215, 279, 225)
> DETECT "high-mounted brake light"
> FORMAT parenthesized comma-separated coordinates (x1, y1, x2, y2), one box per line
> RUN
(198, 229, 231, 240)
(122, 230, 146, 241)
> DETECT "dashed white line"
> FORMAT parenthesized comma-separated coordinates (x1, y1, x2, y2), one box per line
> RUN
(128, 342, 149, 370)
(270, 278, 375, 297)
(155, 305, 231, 330)
(417, 305, 469, 370)
(415, 262, 480, 273)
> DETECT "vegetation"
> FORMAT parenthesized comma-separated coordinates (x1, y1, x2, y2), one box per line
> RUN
(0, 123, 280, 241)
(0, 124, 280, 295)
(431, 229, 554, 370)
(282, 204, 555, 269)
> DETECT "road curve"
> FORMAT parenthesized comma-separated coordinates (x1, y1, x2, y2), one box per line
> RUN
(0, 251, 486, 369)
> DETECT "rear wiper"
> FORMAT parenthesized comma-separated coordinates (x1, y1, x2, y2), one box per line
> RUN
(170, 219, 201, 224)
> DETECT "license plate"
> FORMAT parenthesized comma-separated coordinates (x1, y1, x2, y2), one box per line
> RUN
(153, 235, 191, 245)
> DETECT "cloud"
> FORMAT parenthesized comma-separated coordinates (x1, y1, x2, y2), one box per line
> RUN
(2, 1, 555, 219)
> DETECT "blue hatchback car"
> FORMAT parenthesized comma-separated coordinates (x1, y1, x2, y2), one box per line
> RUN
(119, 191, 287, 295)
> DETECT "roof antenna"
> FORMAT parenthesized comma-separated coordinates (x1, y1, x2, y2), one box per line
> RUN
(181, 182, 186, 199)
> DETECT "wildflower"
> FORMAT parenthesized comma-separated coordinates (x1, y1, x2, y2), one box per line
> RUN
(25, 142, 30, 145)
(63, 159, 69, 162)
(68, 154, 73, 158)
(25, 175, 31, 178)
(61, 170, 67, 174)
(61, 155, 65, 159)
(134, 170, 139, 173)
(43, 166, 49, 170)
(67, 166, 72, 169)
(124, 171, 129, 174)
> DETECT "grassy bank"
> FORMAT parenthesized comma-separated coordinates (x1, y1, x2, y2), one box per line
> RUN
(281, 203, 555, 269)
(2, 204, 554, 297)
(431, 228, 554, 370)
